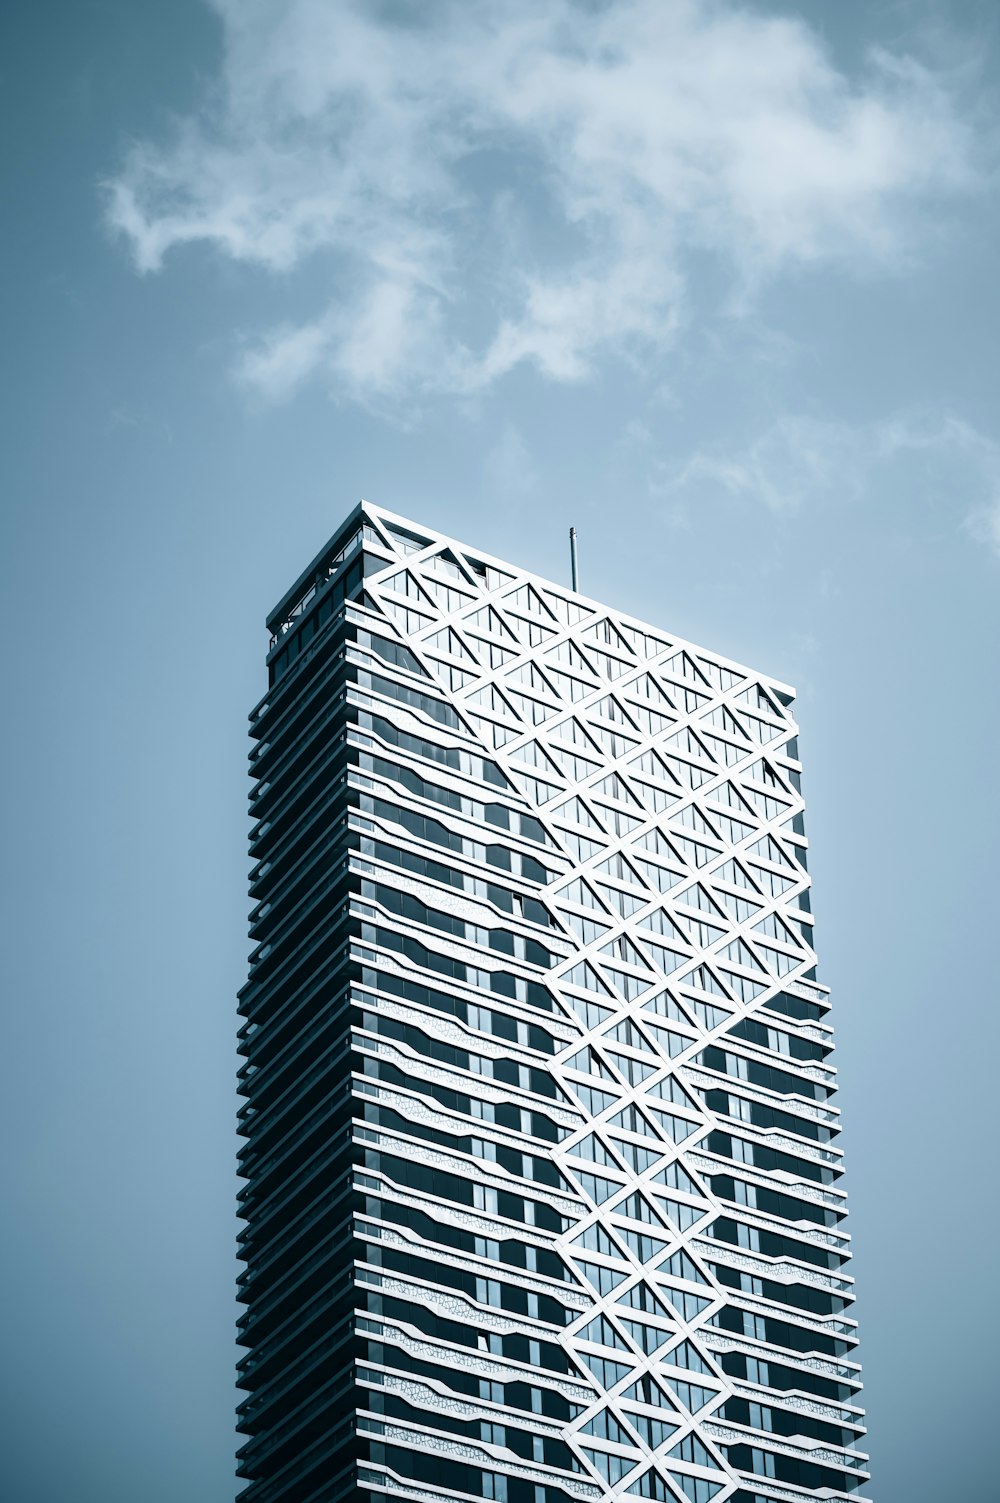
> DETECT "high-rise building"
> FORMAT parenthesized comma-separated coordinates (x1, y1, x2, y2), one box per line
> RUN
(236, 504, 868, 1503)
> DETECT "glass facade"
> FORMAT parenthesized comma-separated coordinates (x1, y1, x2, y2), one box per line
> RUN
(237, 504, 868, 1503)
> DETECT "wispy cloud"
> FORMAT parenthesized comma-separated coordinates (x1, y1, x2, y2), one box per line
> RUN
(666, 410, 1000, 555)
(484, 424, 539, 499)
(105, 0, 979, 406)
(671, 415, 868, 512)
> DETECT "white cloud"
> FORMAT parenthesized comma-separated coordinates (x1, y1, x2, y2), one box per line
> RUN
(105, 0, 979, 405)
(666, 410, 1000, 555)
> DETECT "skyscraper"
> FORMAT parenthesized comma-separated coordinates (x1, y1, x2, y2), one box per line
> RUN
(237, 504, 868, 1503)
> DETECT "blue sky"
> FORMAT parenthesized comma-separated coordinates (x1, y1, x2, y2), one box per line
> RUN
(2, 2, 998, 1499)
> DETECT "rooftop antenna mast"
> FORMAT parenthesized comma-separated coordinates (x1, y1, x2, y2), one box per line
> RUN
(569, 527, 579, 593)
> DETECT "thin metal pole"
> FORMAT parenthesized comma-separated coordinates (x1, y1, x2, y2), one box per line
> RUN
(569, 527, 579, 592)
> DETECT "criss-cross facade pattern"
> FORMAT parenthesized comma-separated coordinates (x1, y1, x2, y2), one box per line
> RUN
(237, 504, 868, 1503)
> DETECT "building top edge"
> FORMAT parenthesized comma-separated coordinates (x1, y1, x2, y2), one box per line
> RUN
(265, 501, 367, 635)
(267, 499, 797, 698)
